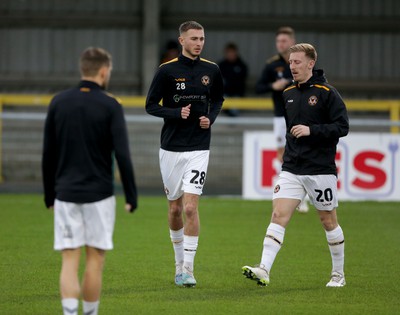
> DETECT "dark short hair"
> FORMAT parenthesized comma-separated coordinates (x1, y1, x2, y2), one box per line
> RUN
(179, 21, 204, 35)
(289, 43, 318, 61)
(276, 26, 295, 38)
(224, 42, 238, 51)
(80, 47, 112, 77)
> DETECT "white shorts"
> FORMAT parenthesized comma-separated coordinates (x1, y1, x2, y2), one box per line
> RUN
(54, 196, 116, 251)
(159, 149, 210, 200)
(272, 171, 338, 211)
(273, 116, 286, 148)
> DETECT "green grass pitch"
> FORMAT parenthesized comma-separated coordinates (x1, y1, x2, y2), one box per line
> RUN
(0, 194, 399, 314)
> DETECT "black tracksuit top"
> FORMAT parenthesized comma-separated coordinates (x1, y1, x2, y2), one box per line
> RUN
(145, 54, 224, 152)
(218, 56, 248, 97)
(42, 80, 138, 210)
(282, 69, 349, 176)
(256, 54, 293, 117)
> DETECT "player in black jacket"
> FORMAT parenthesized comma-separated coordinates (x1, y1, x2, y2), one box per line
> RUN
(42, 47, 137, 315)
(256, 27, 295, 161)
(243, 43, 349, 288)
(146, 21, 224, 287)
(282, 68, 348, 175)
(218, 42, 248, 116)
(256, 27, 310, 212)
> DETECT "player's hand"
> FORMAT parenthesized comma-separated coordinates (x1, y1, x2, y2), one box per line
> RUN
(125, 203, 133, 213)
(181, 104, 191, 119)
(199, 116, 210, 129)
(272, 78, 290, 91)
(290, 125, 310, 138)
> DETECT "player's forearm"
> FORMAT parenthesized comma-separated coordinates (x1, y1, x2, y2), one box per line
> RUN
(115, 150, 138, 210)
(42, 165, 56, 207)
(42, 137, 56, 207)
(208, 101, 223, 124)
(120, 170, 138, 211)
(309, 120, 349, 140)
(145, 101, 181, 119)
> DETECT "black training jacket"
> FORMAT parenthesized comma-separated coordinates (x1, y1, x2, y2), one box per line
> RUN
(256, 54, 293, 117)
(218, 56, 248, 97)
(145, 54, 224, 152)
(42, 80, 138, 210)
(282, 69, 349, 176)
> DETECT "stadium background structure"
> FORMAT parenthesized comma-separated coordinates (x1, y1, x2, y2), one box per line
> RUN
(0, 95, 399, 195)
(0, 0, 399, 194)
(0, 2, 399, 313)
(0, 0, 399, 98)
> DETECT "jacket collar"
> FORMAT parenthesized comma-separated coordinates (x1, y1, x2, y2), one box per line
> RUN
(295, 69, 327, 89)
(278, 53, 288, 64)
(78, 80, 104, 90)
(179, 53, 201, 66)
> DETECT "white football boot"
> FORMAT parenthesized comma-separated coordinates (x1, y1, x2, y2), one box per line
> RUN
(242, 264, 270, 286)
(174, 264, 184, 286)
(326, 272, 346, 287)
(181, 266, 196, 287)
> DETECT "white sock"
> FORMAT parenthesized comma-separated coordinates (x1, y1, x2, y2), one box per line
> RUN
(83, 300, 99, 315)
(183, 235, 198, 274)
(261, 223, 285, 273)
(170, 228, 184, 272)
(61, 298, 78, 315)
(325, 225, 345, 275)
(300, 195, 309, 204)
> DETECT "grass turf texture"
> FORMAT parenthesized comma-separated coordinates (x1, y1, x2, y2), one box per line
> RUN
(0, 194, 399, 314)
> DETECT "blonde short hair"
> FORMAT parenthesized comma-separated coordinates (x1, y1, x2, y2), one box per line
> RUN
(289, 43, 317, 62)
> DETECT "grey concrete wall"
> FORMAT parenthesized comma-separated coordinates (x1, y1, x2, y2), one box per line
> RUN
(0, 0, 399, 97)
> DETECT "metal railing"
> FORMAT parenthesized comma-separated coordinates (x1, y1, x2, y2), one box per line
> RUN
(1, 94, 400, 185)
(1, 93, 399, 130)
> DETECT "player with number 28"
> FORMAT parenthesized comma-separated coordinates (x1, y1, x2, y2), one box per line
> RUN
(146, 21, 224, 287)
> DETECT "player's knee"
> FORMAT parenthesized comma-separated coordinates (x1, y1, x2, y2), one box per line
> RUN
(319, 215, 337, 231)
(271, 209, 290, 226)
(271, 210, 282, 222)
(169, 204, 183, 217)
(85, 248, 105, 269)
(184, 203, 198, 219)
(322, 221, 338, 231)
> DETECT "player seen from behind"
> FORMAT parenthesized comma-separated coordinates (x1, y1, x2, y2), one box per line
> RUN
(42, 47, 138, 315)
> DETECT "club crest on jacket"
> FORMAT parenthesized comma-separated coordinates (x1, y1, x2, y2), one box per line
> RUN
(201, 75, 210, 86)
(308, 95, 318, 106)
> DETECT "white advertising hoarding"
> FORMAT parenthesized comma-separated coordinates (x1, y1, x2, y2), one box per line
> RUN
(243, 132, 400, 201)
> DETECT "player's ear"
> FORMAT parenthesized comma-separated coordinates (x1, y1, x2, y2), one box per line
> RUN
(178, 36, 184, 46)
(308, 59, 315, 70)
(98, 66, 107, 79)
